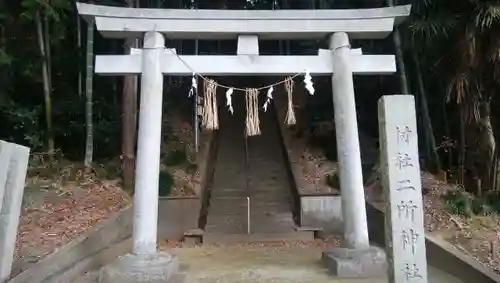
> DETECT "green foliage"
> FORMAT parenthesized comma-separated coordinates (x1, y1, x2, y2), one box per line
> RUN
(185, 162, 198, 175)
(164, 150, 187, 166)
(442, 191, 494, 216)
(0, 100, 43, 148)
(158, 170, 174, 197)
(326, 173, 340, 189)
(406, 0, 500, 110)
(162, 127, 178, 143)
(1, 0, 499, 206)
(483, 192, 500, 214)
(443, 191, 474, 217)
(20, 0, 70, 20)
(0, 49, 12, 66)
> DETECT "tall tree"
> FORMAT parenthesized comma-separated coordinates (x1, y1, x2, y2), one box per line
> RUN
(122, 0, 139, 191)
(387, 0, 409, 94)
(35, 9, 55, 156)
(76, 5, 82, 99)
(387, 0, 441, 173)
(84, 18, 95, 171)
(408, 0, 500, 193)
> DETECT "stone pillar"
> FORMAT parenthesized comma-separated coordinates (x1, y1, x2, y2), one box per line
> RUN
(0, 141, 30, 283)
(329, 32, 369, 249)
(321, 32, 386, 278)
(98, 31, 179, 283)
(378, 95, 428, 283)
(132, 31, 165, 255)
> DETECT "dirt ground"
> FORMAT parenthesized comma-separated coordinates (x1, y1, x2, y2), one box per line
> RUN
(155, 241, 463, 283)
(75, 239, 462, 283)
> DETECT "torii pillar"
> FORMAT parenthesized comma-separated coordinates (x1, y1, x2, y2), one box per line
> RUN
(98, 31, 179, 283)
(321, 32, 386, 278)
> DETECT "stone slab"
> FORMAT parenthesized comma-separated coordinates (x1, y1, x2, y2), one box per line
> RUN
(0, 141, 30, 283)
(378, 95, 428, 282)
(0, 141, 12, 215)
(76, 3, 411, 40)
(98, 252, 180, 283)
(321, 246, 387, 278)
(95, 52, 396, 76)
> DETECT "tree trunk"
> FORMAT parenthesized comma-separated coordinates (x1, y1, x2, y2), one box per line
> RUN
(76, 11, 82, 98)
(122, 43, 138, 192)
(43, 13, 52, 95)
(35, 11, 55, 157)
(459, 108, 466, 185)
(413, 51, 441, 173)
(439, 81, 453, 172)
(122, 0, 139, 191)
(386, 0, 409, 94)
(478, 101, 496, 193)
(84, 19, 95, 172)
(461, 101, 496, 195)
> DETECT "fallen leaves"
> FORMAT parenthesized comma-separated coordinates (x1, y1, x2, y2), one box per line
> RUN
(369, 170, 500, 274)
(282, 128, 338, 194)
(15, 181, 130, 264)
(161, 111, 207, 197)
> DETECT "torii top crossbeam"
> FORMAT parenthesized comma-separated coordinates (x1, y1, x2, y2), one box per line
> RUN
(76, 2, 411, 40)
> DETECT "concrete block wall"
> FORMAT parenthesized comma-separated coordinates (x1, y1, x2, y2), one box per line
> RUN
(300, 195, 343, 233)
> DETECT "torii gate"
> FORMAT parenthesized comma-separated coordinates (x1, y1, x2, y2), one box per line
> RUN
(77, 3, 411, 282)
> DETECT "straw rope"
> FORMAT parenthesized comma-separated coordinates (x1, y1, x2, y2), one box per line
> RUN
(284, 77, 296, 125)
(202, 79, 219, 130)
(245, 88, 261, 136)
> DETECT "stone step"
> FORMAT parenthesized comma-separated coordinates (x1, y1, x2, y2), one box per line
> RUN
(206, 210, 295, 219)
(204, 219, 295, 230)
(211, 190, 292, 194)
(209, 199, 292, 205)
(204, 103, 300, 243)
(206, 211, 295, 223)
(210, 191, 292, 197)
(203, 231, 314, 244)
(205, 219, 295, 232)
(208, 206, 292, 215)
(206, 214, 295, 224)
(209, 202, 293, 210)
(204, 227, 298, 235)
(204, 222, 296, 232)
(209, 198, 292, 205)
(208, 202, 293, 210)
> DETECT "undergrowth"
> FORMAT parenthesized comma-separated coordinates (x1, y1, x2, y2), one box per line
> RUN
(442, 190, 500, 217)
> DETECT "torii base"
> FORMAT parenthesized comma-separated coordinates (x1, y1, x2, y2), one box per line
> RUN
(321, 246, 387, 278)
(98, 252, 182, 283)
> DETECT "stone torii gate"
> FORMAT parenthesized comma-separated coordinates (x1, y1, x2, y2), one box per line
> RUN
(77, 3, 411, 282)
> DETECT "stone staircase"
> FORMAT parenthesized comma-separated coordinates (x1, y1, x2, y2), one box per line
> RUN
(203, 96, 313, 244)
